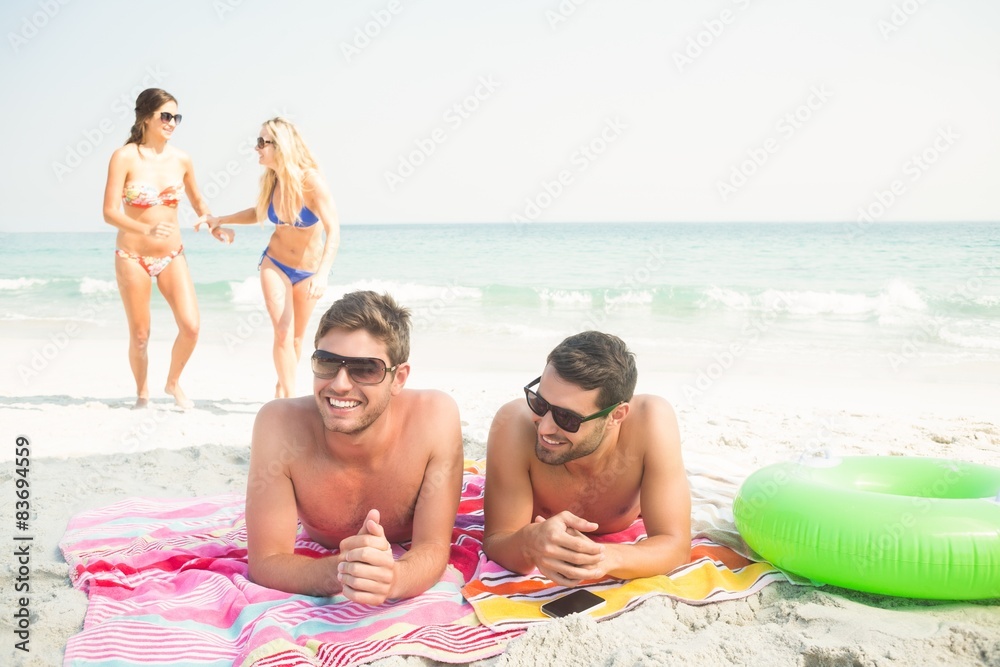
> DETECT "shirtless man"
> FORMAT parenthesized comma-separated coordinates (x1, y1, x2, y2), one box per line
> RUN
(246, 290, 463, 604)
(483, 331, 691, 586)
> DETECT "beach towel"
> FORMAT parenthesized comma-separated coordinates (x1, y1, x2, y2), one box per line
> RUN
(60, 456, 796, 665)
(462, 530, 791, 629)
(60, 463, 522, 667)
(463, 452, 804, 629)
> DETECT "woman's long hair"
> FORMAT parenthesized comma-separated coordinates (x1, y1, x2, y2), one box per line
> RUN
(124, 88, 177, 146)
(254, 118, 319, 225)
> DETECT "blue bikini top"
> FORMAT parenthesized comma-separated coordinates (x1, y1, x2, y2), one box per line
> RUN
(268, 186, 319, 227)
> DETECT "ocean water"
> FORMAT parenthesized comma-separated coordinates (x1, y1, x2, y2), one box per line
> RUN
(2, 222, 999, 388)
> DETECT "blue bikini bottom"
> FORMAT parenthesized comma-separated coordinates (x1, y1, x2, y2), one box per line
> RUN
(259, 250, 315, 285)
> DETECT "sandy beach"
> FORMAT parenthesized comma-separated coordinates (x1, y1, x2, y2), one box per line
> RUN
(2, 328, 998, 667)
(4, 0, 999, 660)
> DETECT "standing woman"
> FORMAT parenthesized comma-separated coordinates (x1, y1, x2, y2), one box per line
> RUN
(103, 88, 213, 409)
(201, 118, 340, 398)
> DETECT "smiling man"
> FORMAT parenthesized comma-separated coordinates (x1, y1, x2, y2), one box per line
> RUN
(482, 331, 691, 586)
(245, 290, 463, 604)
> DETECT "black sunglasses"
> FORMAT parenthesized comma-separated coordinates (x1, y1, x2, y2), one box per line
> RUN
(256, 136, 275, 149)
(159, 112, 182, 125)
(523, 377, 621, 433)
(311, 350, 398, 385)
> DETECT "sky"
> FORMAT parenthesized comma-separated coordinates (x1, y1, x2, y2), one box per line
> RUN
(2, 0, 999, 232)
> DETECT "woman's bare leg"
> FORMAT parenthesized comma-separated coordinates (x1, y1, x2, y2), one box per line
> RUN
(291, 280, 321, 367)
(115, 255, 153, 409)
(156, 254, 199, 409)
(260, 258, 296, 398)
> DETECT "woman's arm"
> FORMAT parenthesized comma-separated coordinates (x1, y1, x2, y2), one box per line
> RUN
(103, 147, 166, 237)
(190, 155, 262, 238)
(212, 208, 259, 226)
(194, 207, 259, 241)
(193, 205, 257, 245)
(182, 150, 242, 244)
(181, 151, 212, 219)
(301, 170, 341, 300)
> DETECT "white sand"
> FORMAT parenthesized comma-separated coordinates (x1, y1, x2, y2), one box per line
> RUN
(1, 333, 999, 666)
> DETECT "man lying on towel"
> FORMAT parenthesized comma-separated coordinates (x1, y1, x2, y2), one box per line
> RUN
(483, 331, 691, 586)
(246, 290, 463, 604)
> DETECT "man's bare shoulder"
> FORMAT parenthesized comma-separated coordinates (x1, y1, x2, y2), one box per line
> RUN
(627, 394, 677, 420)
(394, 388, 460, 427)
(252, 397, 318, 452)
(392, 389, 461, 448)
(486, 398, 534, 459)
(492, 397, 530, 428)
(622, 394, 680, 445)
(255, 396, 318, 423)
(397, 387, 457, 412)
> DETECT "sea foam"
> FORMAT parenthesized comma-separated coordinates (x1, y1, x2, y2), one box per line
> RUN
(0, 277, 47, 290)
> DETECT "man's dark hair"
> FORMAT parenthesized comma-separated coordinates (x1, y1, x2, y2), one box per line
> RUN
(546, 331, 637, 407)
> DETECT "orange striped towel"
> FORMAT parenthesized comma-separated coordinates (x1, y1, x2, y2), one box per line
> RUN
(462, 453, 807, 629)
(462, 530, 794, 629)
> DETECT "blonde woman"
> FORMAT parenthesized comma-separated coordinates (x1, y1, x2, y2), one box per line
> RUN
(200, 118, 340, 398)
(103, 88, 216, 409)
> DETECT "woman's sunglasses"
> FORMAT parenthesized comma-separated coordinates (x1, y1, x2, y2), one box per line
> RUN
(159, 112, 182, 124)
(311, 350, 397, 385)
(256, 137, 275, 149)
(523, 377, 621, 433)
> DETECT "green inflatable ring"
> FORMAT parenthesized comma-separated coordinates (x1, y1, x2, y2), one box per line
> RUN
(733, 456, 1000, 600)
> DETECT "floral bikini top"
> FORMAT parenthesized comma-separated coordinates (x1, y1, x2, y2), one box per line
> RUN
(123, 182, 184, 208)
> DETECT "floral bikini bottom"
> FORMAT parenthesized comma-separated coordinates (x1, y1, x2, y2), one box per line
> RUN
(115, 245, 184, 278)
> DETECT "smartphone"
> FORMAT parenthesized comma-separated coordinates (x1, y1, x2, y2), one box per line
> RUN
(540, 589, 606, 618)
